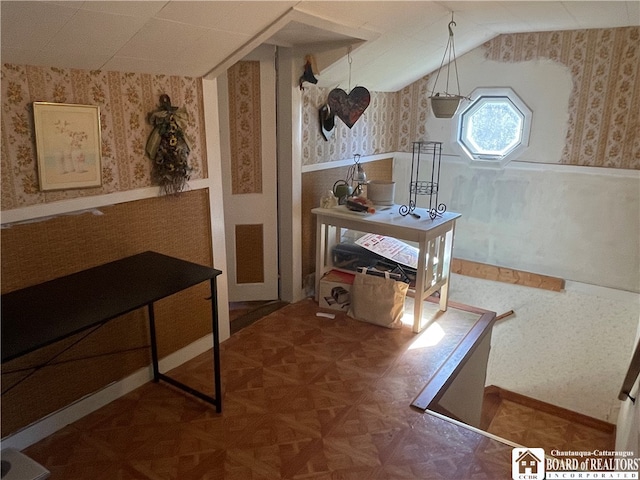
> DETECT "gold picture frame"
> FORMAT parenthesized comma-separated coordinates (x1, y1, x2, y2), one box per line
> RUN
(33, 102, 102, 191)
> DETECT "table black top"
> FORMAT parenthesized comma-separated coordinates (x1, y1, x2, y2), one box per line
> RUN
(1, 251, 222, 363)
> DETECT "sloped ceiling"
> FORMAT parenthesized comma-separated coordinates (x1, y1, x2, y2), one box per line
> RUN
(1, 1, 638, 92)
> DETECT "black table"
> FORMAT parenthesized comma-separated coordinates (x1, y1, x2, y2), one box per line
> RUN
(1, 251, 223, 412)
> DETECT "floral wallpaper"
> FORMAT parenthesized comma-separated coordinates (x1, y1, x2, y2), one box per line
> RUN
(302, 26, 638, 170)
(396, 75, 432, 153)
(483, 26, 639, 169)
(2, 27, 636, 210)
(1, 64, 207, 210)
(227, 61, 262, 195)
(301, 86, 399, 166)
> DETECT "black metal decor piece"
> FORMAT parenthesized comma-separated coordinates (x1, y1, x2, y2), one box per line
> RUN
(399, 141, 447, 220)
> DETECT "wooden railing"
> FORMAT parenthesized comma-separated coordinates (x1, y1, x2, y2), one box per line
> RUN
(619, 339, 640, 402)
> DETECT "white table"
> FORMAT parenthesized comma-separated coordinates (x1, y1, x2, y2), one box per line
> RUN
(313, 205, 461, 333)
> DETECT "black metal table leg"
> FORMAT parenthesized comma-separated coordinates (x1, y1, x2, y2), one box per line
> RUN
(148, 281, 222, 412)
(211, 277, 222, 413)
(148, 303, 160, 382)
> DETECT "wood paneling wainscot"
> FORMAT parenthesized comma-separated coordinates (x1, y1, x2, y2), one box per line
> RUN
(1, 189, 213, 436)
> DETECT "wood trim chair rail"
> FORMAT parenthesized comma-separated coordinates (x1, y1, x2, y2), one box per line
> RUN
(452, 258, 564, 292)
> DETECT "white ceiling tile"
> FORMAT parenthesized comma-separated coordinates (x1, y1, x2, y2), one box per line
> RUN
(2, 1, 637, 92)
(155, 1, 294, 34)
(320, 34, 429, 92)
(438, 2, 515, 27)
(503, 2, 577, 31)
(297, 1, 382, 30)
(404, 11, 455, 42)
(36, 48, 113, 71)
(46, 9, 149, 54)
(627, 1, 640, 24)
(116, 18, 210, 62)
(0, 47, 47, 67)
(268, 21, 359, 48)
(79, 1, 167, 18)
(563, 1, 639, 28)
(185, 29, 252, 67)
(0, 1, 77, 49)
(358, 2, 449, 32)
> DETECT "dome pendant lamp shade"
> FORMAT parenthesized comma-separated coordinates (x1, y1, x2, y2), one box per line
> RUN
(429, 14, 466, 118)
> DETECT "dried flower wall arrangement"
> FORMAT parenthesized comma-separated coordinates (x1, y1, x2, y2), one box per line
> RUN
(145, 94, 192, 195)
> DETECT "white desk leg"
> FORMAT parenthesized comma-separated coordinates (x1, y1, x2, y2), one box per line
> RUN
(439, 282, 449, 311)
(413, 235, 428, 333)
(439, 224, 456, 311)
(315, 217, 326, 302)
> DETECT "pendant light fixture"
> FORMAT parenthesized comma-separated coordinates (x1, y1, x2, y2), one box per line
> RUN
(429, 13, 467, 118)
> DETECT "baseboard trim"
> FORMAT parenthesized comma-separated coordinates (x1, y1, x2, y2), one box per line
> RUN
(0, 333, 214, 451)
(485, 385, 615, 434)
(452, 258, 565, 292)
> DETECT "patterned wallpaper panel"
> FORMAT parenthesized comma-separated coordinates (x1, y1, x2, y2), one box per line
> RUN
(396, 75, 432, 153)
(227, 61, 262, 195)
(3, 26, 636, 211)
(301, 85, 398, 166)
(1, 64, 207, 210)
(302, 26, 638, 170)
(483, 26, 639, 169)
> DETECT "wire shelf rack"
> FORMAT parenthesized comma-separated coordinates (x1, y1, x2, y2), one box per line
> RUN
(399, 141, 447, 220)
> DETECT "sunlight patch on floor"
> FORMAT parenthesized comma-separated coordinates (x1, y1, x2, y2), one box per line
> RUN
(400, 310, 414, 327)
(408, 321, 445, 350)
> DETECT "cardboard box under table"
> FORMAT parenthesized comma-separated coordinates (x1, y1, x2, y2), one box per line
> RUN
(318, 270, 355, 311)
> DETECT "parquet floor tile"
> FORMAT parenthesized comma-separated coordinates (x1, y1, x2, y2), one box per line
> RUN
(484, 397, 615, 454)
(24, 299, 526, 479)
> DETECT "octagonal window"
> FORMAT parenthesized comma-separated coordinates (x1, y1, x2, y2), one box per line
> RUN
(456, 87, 532, 166)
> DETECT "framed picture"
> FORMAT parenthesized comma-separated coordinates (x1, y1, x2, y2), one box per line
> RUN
(33, 102, 102, 190)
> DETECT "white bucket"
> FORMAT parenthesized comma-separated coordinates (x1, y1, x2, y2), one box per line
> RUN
(367, 180, 395, 205)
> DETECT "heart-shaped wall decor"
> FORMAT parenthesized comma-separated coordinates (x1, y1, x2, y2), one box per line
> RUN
(327, 86, 371, 129)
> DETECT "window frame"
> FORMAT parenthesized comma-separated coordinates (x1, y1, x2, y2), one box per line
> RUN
(454, 87, 532, 168)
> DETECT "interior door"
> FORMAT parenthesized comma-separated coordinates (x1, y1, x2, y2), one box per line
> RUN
(220, 47, 279, 302)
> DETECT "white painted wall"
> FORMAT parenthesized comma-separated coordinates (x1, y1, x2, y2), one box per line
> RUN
(392, 47, 640, 423)
(430, 53, 574, 166)
(447, 274, 639, 422)
(395, 156, 640, 292)
(277, 46, 305, 303)
(395, 155, 639, 292)
(396, 48, 640, 292)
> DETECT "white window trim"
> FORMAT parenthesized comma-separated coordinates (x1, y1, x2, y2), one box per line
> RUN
(452, 87, 532, 168)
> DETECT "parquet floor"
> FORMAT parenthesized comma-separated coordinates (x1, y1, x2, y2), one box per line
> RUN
(484, 396, 615, 454)
(23, 298, 514, 479)
(229, 300, 288, 335)
(22, 298, 617, 479)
